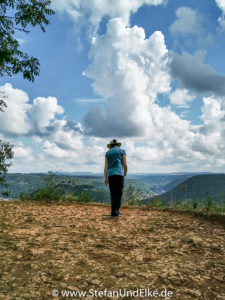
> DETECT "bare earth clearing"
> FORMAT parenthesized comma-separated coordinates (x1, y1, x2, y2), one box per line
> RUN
(0, 201, 225, 300)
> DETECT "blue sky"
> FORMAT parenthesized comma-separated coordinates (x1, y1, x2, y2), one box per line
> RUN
(1, 0, 225, 173)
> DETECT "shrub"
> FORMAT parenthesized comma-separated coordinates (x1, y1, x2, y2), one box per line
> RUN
(204, 193, 214, 212)
(60, 193, 79, 203)
(123, 184, 142, 206)
(20, 186, 62, 203)
(146, 196, 166, 208)
(192, 199, 198, 209)
(76, 191, 94, 203)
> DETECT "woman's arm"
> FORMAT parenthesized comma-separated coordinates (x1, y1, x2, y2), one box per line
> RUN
(104, 157, 108, 185)
(122, 155, 127, 176)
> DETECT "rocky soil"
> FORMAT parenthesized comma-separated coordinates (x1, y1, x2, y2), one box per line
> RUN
(0, 201, 225, 300)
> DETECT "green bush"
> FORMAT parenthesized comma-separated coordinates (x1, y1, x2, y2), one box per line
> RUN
(204, 193, 214, 212)
(20, 186, 62, 203)
(76, 191, 94, 203)
(192, 199, 198, 209)
(60, 193, 79, 203)
(146, 196, 166, 208)
(123, 184, 143, 206)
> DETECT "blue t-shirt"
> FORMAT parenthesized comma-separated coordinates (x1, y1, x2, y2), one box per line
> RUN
(105, 147, 126, 177)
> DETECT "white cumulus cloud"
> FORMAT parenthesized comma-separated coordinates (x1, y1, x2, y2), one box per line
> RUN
(0, 83, 31, 135)
(192, 96, 225, 156)
(29, 97, 64, 133)
(215, 0, 225, 28)
(170, 88, 195, 107)
(169, 7, 214, 49)
(169, 7, 202, 36)
(82, 18, 171, 137)
(14, 144, 33, 159)
(0, 84, 66, 137)
(51, 0, 166, 34)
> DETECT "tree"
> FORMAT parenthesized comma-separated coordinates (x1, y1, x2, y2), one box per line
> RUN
(123, 184, 138, 206)
(0, 94, 7, 111)
(0, 139, 13, 196)
(0, 98, 13, 195)
(0, 0, 55, 82)
(0, 0, 55, 194)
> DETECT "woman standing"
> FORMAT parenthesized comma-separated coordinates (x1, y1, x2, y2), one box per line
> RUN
(104, 139, 127, 217)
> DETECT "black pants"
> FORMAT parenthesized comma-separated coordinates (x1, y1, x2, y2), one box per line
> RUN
(108, 175, 124, 216)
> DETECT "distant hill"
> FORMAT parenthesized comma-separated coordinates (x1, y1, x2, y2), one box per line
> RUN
(55, 172, 102, 176)
(1, 173, 152, 199)
(4, 172, 221, 201)
(19, 171, 213, 194)
(127, 173, 212, 194)
(158, 174, 225, 203)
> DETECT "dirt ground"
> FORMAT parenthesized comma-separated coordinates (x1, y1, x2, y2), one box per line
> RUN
(0, 201, 225, 300)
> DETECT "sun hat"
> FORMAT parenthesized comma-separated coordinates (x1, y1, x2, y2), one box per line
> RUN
(107, 139, 122, 149)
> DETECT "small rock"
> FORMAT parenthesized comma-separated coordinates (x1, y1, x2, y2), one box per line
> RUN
(158, 249, 167, 255)
(67, 286, 79, 291)
(189, 290, 202, 298)
(116, 272, 126, 278)
(159, 273, 167, 279)
(185, 235, 203, 247)
(169, 241, 179, 248)
(41, 275, 48, 282)
(169, 277, 182, 285)
(64, 274, 69, 281)
(91, 279, 101, 285)
(148, 227, 155, 232)
(128, 273, 136, 279)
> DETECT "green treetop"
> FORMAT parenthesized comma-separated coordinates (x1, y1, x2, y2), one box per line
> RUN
(0, 0, 55, 82)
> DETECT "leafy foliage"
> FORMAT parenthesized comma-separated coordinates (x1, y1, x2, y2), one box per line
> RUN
(20, 186, 62, 202)
(192, 199, 198, 209)
(0, 139, 13, 195)
(0, 98, 7, 112)
(146, 196, 166, 208)
(123, 184, 143, 206)
(19, 172, 96, 203)
(204, 192, 214, 212)
(76, 191, 93, 203)
(0, 0, 55, 81)
(20, 171, 62, 202)
(0, 94, 13, 196)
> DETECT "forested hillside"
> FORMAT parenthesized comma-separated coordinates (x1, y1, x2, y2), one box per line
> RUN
(126, 173, 210, 193)
(1, 173, 152, 200)
(3, 173, 225, 208)
(159, 174, 225, 204)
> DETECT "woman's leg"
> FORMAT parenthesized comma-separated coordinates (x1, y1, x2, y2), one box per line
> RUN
(116, 175, 124, 212)
(108, 175, 117, 215)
